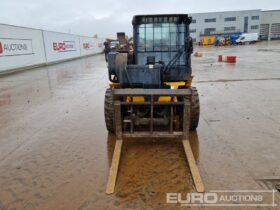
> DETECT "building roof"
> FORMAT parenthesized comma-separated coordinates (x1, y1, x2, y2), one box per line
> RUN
(189, 9, 261, 16)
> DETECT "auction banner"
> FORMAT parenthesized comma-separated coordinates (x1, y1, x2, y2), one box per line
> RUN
(0, 24, 46, 72)
(43, 31, 81, 63)
(79, 36, 105, 56)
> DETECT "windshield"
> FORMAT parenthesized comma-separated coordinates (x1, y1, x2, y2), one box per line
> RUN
(136, 23, 186, 65)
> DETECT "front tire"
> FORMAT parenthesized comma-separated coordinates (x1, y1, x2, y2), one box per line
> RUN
(104, 88, 115, 133)
(190, 87, 200, 130)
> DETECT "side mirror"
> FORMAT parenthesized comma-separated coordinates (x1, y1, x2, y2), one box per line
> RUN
(185, 37, 193, 54)
(188, 17, 193, 24)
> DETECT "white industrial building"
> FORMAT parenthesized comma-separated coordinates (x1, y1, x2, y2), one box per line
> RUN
(189, 9, 280, 42)
(260, 10, 280, 40)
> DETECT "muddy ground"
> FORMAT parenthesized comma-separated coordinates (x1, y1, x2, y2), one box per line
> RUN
(0, 41, 280, 210)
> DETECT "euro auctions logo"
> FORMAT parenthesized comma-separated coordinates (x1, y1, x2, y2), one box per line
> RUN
(0, 42, 3, 54)
(166, 190, 278, 207)
(0, 38, 33, 57)
(83, 43, 90, 49)
(83, 42, 94, 50)
(53, 41, 76, 52)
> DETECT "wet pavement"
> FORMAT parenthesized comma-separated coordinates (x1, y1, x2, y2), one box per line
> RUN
(0, 41, 280, 210)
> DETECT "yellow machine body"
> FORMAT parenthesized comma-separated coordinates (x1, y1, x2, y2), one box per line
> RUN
(109, 79, 193, 103)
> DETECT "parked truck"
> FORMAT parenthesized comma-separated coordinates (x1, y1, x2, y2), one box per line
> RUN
(236, 33, 259, 44)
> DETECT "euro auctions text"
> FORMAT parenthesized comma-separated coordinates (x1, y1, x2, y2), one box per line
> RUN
(166, 190, 278, 207)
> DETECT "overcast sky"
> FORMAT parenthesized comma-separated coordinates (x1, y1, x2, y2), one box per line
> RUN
(1, 0, 279, 38)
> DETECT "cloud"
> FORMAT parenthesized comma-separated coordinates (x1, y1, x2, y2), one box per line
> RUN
(0, 0, 279, 38)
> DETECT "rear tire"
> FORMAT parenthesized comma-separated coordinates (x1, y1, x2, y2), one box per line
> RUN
(104, 88, 115, 133)
(190, 87, 200, 130)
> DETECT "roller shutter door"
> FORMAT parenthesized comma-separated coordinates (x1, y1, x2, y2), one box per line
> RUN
(271, 23, 280, 40)
(260, 24, 269, 40)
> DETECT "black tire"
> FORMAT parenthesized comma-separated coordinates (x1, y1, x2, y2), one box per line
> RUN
(104, 88, 115, 133)
(190, 87, 200, 130)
